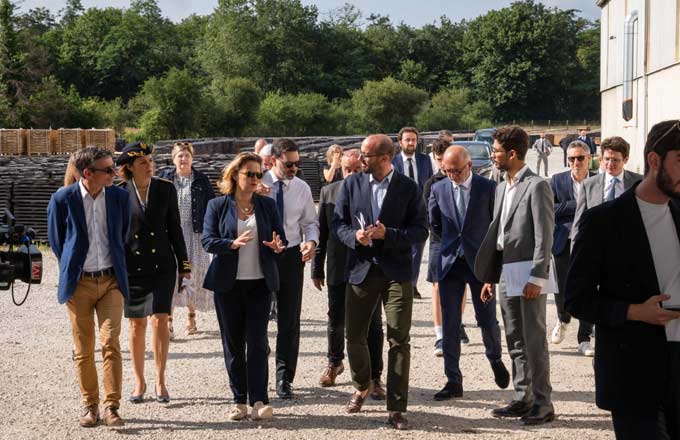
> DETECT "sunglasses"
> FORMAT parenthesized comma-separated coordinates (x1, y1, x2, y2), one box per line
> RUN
(284, 161, 301, 168)
(241, 171, 263, 179)
(567, 155, 586, 162)
(90, 166, 116, 175)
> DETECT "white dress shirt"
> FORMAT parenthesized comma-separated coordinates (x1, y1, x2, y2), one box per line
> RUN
(401, 151, 418, 184)
(79, 180, 112, 272)
(571, 173, 584, 201)
(603, 171, 625, 200)
(263, 171, 319, 248)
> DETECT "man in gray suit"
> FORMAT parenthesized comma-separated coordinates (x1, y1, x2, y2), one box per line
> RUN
(474, 126, 555, 425)
(570, 136, 642, 356)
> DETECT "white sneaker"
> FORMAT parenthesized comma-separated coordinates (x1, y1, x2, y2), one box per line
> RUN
(251, 401, 273, 420)
(228, 404, 248, 421)
(551, 322, 568, 344)
(433, 339, 443, 357)
(578, 341, 595, 357)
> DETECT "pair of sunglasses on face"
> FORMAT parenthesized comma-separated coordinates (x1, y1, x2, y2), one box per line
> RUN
(241, 171, 264, 179)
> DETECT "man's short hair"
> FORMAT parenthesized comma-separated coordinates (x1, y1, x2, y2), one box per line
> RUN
(398, 126, 419, 141)
(644, 120, 680, 174)
(601, 136, 630, 158)
(438, 130, 453, 139)
(493, 126, 529, 160)
(567, 140, 590, 154)
(432, 139, 451, 157)
(73, 146, 113, 175)
(271, 138, 299, 158)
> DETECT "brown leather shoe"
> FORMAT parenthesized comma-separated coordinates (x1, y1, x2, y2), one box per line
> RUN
(346, 389, 369, 414)
(388, 412, 409, 430)
(103, 407, 125, 427)
(79, 404, 99, 428)
(319, 363, 344, 387)
(370, 379, 386, 401)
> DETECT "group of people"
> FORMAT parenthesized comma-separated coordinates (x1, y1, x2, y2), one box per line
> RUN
(47, 120, 680, 438)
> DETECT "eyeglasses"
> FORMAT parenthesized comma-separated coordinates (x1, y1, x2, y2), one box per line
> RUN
(90, 166, 116, 175)
(649, 121, 680, 153)
(491, 148, 506, 155)
(284, 161, 300, 168)
(240, 171, 263, 179)
(567, 155, 586, 163)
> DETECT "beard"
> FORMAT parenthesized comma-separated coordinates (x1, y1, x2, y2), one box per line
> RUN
(657, 164, 680, 199)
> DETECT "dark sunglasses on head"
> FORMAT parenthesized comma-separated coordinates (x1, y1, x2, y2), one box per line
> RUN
(284, 161, 301, 168)
(241, 171, 263, 179)
(568, 155, 586, 163)
(90, 166, 116, 175)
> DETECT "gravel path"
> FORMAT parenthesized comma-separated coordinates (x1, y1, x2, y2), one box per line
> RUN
(0, 150, 614, 439)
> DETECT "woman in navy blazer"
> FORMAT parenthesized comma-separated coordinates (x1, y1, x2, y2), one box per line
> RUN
(202, 152, 286, 421)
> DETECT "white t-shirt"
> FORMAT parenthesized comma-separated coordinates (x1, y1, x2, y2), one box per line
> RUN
(236, 214, 264, 280)
(636, 197, 680, 341)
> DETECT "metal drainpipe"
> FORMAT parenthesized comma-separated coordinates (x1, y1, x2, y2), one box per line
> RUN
(623, 10, 638, 122)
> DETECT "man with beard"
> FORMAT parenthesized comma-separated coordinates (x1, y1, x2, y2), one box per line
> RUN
(474, 126, 556, 425)
(566, 120, 680, 439)
(262, 138, 319, 399)
(570, 136, 642, 356)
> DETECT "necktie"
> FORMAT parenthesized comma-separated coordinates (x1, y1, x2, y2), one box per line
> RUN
(454, 185, 466, 256)
(276, 180, 285, 220)
(541, 139, 545, 153)
(606, 177, 618, 202)
(407, 158, 415, 180)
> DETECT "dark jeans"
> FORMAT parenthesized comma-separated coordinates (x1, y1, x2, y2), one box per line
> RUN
(346, 264, 412, 412)
(327, 282, 384, 379)
(439, 258, 502, 385)
(554, 244, 593, 343)
(275, 245, 305, 383)
(214, 279, 271, 406)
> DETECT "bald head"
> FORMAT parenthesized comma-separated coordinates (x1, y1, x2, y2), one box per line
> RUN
(254, 138, 267, 154)
(360, 134, 395, 179)
(362, 134, 395, 158)
(341, 150, 362, 178)
(442, 145, 472, 184)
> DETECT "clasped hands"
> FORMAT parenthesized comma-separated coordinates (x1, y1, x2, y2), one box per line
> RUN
(355, 221, 386, 246)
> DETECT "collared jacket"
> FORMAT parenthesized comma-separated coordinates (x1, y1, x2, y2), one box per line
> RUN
(157, 167, 215, 233)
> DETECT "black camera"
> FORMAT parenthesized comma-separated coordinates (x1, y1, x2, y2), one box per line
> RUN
(0, 209, 42, 292)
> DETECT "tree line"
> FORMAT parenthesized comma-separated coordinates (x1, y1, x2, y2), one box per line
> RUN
(0, 0, 600, 141)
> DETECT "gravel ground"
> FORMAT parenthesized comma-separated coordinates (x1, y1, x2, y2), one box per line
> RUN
(0, 150, 614, 439)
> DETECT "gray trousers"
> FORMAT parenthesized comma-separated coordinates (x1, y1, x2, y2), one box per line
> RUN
(498, 282, 553, 407)
(536, 153, 549, 176)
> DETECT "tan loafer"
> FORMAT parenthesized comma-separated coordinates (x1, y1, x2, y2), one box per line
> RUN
(251, 401, 273, 420)
(79, 404, 99, 428)
(103, 407, 124, 427)
(228, 404, 248, 421)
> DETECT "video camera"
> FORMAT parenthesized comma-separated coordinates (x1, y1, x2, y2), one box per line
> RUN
(0, 209, 42, 304)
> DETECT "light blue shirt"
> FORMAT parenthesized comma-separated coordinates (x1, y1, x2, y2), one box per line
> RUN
(369, 169, 394, 223)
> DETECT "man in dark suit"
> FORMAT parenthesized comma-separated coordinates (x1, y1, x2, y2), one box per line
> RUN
(391, 126, 433, 299)
(312, 150, 385, 398)
(549, 140, 595, 348)
(559, 134, 575, 167)
(578, 129, 597, 155)
(333, 134, 428, 430)
(474, 126, 555, 425)
(566, 120, 680, 439)
(429, 145, 509, 400)
(47, 146, 131, 428)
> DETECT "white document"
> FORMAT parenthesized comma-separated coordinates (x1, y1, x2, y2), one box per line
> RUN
(502, 260, 557, 297)
(355, 212, 373, 247)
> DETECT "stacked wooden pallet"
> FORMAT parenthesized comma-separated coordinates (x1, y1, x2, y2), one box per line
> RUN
(0, 129, 25, 155)
(54, 128, 84, 154)
(26, 129, 53, 155)
(85, 129, 115, 151)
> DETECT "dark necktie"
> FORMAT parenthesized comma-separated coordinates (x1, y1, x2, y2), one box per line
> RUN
(276, 180, 285, 220)
(407, 158, 415, 180)
(454, 186, 466, 256)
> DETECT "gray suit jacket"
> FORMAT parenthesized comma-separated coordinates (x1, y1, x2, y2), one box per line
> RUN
(571, 170, 643, 242)
(474, 167, 554, 284)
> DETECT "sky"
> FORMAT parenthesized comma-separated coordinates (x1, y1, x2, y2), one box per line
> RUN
(15, 0, 601, 25)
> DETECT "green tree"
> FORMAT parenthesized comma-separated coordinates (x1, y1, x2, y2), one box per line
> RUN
(60, 0, 84, 26)
(0, 0, 22, 118)
(256, 92, 344, 136)
(416, 87, 492, 131)
(350, 77, 428, 133)
(206, 77, 263, 136)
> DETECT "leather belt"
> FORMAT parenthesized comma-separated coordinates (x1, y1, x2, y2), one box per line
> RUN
(82, 268, 114, 278)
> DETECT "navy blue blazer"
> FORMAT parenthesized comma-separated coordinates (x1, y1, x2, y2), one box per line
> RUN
(551, 170, 595, 255)
(392, 151, 433, 190)
(201, 194, 286, 294)
(332, 170, 429, 285)
(157, 167, 215, 233)
(429, 174, 496, 281)
(47, 183, 131, 304)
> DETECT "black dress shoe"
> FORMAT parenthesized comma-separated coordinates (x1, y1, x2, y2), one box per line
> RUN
(276, 380, 293, 399)
(490, 360, 510, 389)
(413, 287, 422, 299)
(434, 382, 463, 400)
(491, 400, 533, 418)
(521, 404, 555, 425)
(460, 324, 469, 344)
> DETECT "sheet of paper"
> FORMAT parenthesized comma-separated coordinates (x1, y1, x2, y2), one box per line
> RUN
(502, 260, 558, 297)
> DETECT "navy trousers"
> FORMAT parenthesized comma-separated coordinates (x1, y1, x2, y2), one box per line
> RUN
(439, 257, 502, 385)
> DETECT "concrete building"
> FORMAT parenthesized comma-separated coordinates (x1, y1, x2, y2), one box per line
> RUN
(598, 0, 680, 172)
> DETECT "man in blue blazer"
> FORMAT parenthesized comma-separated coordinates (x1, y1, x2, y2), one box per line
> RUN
(391, 126, 433, 298)
(47, 146, 131, 428)
(429, 145, 509, 400)
(333, 134, 428, 430)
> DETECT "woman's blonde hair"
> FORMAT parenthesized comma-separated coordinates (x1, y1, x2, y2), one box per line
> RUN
(63, 153, 80, 186)
(172, 141, 194, 159)
(218, 152, 263, 195)
(325, 144, 343, 165)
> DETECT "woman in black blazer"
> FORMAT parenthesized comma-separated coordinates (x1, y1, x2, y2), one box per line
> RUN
(202, 152, 285, 421)
(116, 142, 191, 404)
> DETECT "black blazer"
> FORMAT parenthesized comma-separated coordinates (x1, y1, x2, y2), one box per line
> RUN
(551, 170, 595, 255)
(565, 184, 680, 412)
(122, 177, 190, 278)
(423, 171, 447, 243)
(157, 167, 215, 233)
(202, 194, 286, 293)
(332, 170, 429, 285)
(312, 180, 347, 286)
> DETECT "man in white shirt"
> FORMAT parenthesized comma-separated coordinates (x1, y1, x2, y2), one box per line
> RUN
(566, 119, 680, 439)
(262, 138, 319, 399)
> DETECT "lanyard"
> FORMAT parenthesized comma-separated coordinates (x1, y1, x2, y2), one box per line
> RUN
(132, 178, 150, 212)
